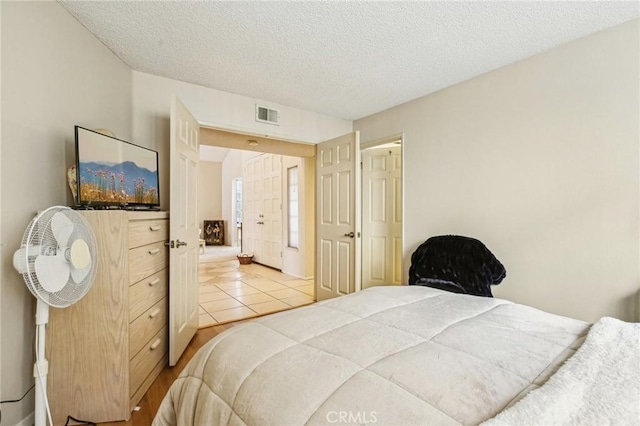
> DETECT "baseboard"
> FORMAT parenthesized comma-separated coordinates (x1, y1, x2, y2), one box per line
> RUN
(15, 412, 34, 426)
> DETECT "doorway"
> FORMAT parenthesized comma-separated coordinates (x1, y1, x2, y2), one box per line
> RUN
(198, 127, 404, 303)
(360, 135, 404, 289)
(197, 129, 317, 327)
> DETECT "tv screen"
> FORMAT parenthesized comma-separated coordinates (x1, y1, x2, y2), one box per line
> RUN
(75, 126, 160, 208)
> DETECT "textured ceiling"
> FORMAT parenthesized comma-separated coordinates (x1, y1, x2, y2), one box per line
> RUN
(60, 1, 638, 120)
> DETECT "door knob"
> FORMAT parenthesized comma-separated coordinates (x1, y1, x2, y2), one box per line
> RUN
(176, 239, 188, 247)
(344, 232, 355, 238)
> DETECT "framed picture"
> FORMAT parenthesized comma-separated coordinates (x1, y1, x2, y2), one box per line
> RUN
(204, 220, 224, 245)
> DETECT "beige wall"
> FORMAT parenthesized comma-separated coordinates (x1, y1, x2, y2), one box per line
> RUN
(198, 161, 223, 233)
(355, 19, 640, 323)
(0, 2, 132, 424)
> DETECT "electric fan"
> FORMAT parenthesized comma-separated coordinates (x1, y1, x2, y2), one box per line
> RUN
(12, 206, 98, 426)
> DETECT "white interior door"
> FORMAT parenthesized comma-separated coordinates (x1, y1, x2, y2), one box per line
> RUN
(169, 97, 199, 366)
(261, 154, 283, 269)
(243, 156, 262, 260)
(242, 153, 282, 269)
(316, 132, 361, 301)
(362, 146, 402, 288)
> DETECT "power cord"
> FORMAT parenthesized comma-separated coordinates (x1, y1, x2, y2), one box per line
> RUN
(0, 384, 35, 425)
(64, 415, 96, 426)
(0, 384, 35, 404)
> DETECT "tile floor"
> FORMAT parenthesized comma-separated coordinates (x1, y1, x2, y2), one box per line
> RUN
(198, 246, 316, 327)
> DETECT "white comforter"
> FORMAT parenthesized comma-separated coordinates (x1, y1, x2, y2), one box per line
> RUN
(154, 286, 590, 426)
(483, 316, 640, 425)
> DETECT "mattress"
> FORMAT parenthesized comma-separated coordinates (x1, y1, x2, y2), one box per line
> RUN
(153, 286, 591, 425)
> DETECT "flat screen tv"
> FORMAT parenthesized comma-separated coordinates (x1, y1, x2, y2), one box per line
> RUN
(75, 126, 160, 209)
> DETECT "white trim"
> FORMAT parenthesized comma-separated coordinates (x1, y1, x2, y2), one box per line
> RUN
(16, 411, 34, 426)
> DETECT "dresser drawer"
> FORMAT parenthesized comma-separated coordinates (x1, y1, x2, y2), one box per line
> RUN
(130, 326, 167, 396)
(130, 298, 167, 359)
(128, 241, 167, 285)
(130, 357, 165, 409)
(129, 269, 167, 321)
(128, 219, 168, 249)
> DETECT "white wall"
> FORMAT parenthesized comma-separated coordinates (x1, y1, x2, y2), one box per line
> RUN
(0, 2, 132, 424)
(131, 72, 352, 211)
(222, 150, 243, 247)
(198, 161, 222, 233)
(355, 19, 640, 323)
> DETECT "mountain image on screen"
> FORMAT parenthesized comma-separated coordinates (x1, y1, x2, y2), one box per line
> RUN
(79, 160, 159, 205)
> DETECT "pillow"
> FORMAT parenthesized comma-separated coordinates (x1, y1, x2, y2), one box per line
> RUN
(408, 235, 506, 297)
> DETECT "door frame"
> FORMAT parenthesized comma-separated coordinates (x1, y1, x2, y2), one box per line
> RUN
(231, 177, 242, 248)
(200, 127, 316, 277)
(360, 133, 406, 284)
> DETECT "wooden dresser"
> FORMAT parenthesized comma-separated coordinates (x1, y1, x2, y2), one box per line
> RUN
(47, 210, 169, 424)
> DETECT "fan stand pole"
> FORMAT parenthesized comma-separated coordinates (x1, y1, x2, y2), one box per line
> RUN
(34, 299, 50, 426)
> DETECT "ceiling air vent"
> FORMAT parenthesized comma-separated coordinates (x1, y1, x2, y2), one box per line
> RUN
(256, 105, 279, 125)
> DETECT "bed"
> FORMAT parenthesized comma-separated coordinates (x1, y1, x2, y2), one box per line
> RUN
(153, 286, 639, 425)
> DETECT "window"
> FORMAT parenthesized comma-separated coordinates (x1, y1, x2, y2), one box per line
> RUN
(287, 166, 299, 249)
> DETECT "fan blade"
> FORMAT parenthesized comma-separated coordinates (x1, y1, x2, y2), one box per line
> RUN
(34, 255, 70, 293)
(71, 255, 92, 284)
(51, 212, 74, 247)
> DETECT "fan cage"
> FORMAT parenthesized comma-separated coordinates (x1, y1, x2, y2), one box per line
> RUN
(20, 207, 98, 308)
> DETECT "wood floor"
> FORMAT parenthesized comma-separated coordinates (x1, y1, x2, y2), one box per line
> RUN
(103, 321, 243, 426)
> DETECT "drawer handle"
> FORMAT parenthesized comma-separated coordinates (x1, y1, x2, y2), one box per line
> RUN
(148, 248, 160, 255)
(149, 225, 161, 231)
(149, 308, 161, 319)
(149, 338, 161, 351)
(148, 278, 161, 287)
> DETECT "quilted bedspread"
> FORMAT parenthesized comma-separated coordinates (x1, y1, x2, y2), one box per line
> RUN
(153, 286, 589, 426)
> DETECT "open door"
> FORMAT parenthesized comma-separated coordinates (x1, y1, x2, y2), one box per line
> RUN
(169, 97, 200, 366)
(315, 132, 361, 301)
(362, 145, 402, 288)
